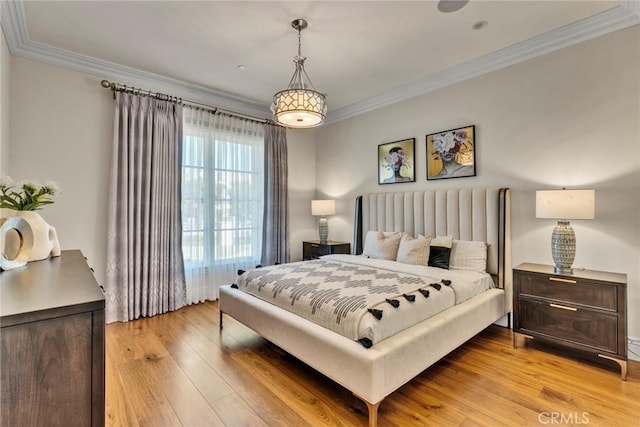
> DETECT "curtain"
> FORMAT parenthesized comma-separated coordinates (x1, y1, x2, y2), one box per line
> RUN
(105, 92, 186, 323)
(261, 123, 289, 265)
(182, 107, 265, 303)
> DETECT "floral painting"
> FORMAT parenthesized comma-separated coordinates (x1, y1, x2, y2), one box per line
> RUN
(378, 138, 416, 185)
(426, 125, 476, 180)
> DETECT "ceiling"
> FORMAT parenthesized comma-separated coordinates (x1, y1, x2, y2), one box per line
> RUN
(2, 1, 638, 122)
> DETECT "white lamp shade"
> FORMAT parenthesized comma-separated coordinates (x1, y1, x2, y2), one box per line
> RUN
(272, 89, 327, 128)
(311, 199, 336, 216)
(536, 190, 595, 220)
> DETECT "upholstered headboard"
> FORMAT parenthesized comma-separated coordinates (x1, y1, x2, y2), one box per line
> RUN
(353, 188, 511, 298)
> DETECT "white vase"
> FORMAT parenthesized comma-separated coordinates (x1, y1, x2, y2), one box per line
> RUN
(12, 211, 61, 262)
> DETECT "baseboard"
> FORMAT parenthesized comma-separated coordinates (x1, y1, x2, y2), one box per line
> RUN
(629, 336, 640, 361)
(493, 313, 510, 328)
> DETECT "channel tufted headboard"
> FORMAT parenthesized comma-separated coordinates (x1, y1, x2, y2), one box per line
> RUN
(353, 188, 511, 306)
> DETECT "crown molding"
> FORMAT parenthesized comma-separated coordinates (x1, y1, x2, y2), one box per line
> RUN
(620, 0, 640, 17)
(0, 0, 272, 119)
(2, 1, 638, 125)
(325, 5, 639, 125)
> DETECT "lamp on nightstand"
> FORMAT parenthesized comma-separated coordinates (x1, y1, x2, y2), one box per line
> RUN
(311, 199, 335, 244)
(536, 189, 595, 274)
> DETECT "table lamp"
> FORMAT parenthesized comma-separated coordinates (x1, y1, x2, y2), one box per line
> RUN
(536, 189, 595, 274)
(311, 199, 335, 244)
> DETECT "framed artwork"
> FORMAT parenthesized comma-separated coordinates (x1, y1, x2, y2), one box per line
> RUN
(378, 138, 416, 185)
(426, 125, 476, 180)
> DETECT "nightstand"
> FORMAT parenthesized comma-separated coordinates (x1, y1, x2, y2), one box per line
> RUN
(513, 263, 627, 379)
(303, 240, 351, 260)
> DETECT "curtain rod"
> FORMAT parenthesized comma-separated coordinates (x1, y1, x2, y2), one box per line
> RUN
(100, 79, 273, 125)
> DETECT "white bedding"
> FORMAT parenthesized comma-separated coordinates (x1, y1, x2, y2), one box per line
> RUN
(324, 254, 495, 304)
(235, 254, 494, 346)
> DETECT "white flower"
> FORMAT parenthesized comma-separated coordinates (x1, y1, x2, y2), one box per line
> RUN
(0, 175, 14, 189)
(43, 180, 62, 196)
(0, 176, 61, 211)
(17, 180, 40, 192)
(384, 152, 400, 168)
(433, 132, 456, 154)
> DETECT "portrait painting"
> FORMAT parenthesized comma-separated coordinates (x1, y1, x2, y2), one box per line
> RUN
(426, 125, 476, 180)
(378, 138, 416, 185)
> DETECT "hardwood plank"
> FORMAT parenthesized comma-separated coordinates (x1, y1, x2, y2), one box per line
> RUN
(146, 310, 236, 404)
(105, 301, 640, 427)
(115, 357, 184, 427)
(230, 346, 363, 426)
(209, 393, 269, 427)
(191, 337, 313, 427)
(105, 341, 140, 427)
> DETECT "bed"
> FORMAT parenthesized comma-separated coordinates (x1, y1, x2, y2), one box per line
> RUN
(219, 187, 511, 426)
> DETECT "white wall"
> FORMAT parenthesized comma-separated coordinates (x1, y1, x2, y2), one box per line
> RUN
(287, 128, 319, 261)
(7, 56, 318, 282)
(9, 57, 113, 281)
(0, 29, 10, 175)
(316, 26, 640, 341)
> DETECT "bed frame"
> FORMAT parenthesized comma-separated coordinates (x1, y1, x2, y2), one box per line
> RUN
(220, 187, 511, 426)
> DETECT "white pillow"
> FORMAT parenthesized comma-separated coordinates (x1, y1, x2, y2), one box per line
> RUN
(362, 231, 402, 260)
(449, 239, 488, 272)
(430, 235, 453, 248)
(396, 234, 432, 265)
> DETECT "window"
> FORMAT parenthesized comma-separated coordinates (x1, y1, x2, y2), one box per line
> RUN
(181, 109, 264, 303)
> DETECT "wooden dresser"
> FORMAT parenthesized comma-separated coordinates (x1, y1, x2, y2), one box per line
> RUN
(1, 250, 105, 426)
(513, 262, 627, 379)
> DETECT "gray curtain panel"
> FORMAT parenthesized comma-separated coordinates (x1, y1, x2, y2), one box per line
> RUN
(261, 123, 290, 265)
(105, 92, 187, 323)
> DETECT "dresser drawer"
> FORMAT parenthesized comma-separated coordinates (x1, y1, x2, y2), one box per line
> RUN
(518, 298, 618, 353)
(518, 273, 616, 311)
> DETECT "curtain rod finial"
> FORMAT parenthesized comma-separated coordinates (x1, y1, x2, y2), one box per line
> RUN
(100, 79, 112, 89)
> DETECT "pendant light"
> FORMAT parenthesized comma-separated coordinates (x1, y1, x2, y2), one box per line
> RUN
(271, 18, 327, 128)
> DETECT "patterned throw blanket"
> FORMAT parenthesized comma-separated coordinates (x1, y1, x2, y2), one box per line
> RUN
(236, 258, 456, 347)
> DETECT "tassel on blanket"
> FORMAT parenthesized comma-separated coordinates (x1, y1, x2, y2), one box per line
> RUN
(255, 264, 262, 268)
(358, 338, 373, 348)
(419, 289, 430, 298)
(231, 283, 238, 289)
(368, 308, 383, 320)
(441, 279, 452, 286)
(237, 269, 245, 276)
(386, 299, 400, 308)
(403, 294, 416, 302)
(431, 283, 442, 291)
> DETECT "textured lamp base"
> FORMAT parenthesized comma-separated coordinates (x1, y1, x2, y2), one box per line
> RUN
(551, 220, 576, 274)
(318, 217, 328, 244)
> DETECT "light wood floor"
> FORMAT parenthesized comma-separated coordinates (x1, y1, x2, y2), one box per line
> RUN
(106, 301, 640, 426)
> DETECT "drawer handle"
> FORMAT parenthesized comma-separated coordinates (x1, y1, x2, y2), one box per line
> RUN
(310, 244, 319, 247)
(549, 303, 577, 312)
(549, 277, 577, 284)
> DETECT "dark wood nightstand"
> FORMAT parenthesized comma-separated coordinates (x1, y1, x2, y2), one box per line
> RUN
(303, 240, 351, 260)
(513, 263, 627, 379)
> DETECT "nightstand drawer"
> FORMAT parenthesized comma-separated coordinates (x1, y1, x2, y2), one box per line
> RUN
(519, 273, 616, 311)
(306, 243, 330, 257)
(519, 299, 618, 353)
(303, 241, 351, 260)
